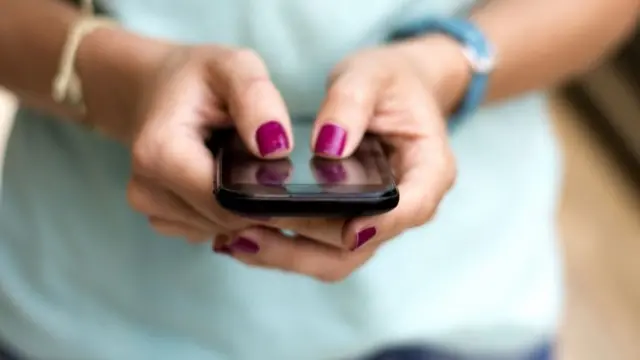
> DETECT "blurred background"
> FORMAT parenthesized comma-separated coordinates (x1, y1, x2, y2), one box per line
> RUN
(0, 31, 639, 360)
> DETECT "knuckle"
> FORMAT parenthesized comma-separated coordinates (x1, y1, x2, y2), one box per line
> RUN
(224, 48, 268, 77)
(327, 83, 367, 106)
(230, 48, 264, 67)
(316, 269, 351, 283)
(421, 205, 438, 224)
(222, 49, 273, 103)
(406, 199, 435, 229)
(151, 224, 172, 237)
(420, 196, 439, 222)
(155, 140, 192, 180)
(158, 140, 182, 167)
(388, 213, 410, 236)
(149, 219, 177, 237)
(315, 253, 357, 283)
(131, 139, 159, 176)
(127, 181, 151, 214)
(315, 271, 348, 284)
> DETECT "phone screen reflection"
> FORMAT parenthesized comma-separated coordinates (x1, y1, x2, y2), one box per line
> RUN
(228, 137, 383, 187)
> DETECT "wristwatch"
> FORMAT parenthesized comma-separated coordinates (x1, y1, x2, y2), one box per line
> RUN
(390, 18, 496, 128)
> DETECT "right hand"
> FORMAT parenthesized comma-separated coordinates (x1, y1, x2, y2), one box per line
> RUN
(92, 42, 294, 242)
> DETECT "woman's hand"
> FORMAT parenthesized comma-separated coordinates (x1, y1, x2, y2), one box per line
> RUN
(110, 44, 295, 242)
(216, 38, 466, 282)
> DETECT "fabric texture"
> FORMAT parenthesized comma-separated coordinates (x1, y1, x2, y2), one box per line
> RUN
(0, 1, 563, 359)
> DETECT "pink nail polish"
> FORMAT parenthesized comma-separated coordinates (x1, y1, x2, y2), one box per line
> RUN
(352, 227, 376, 251)
(213, 246, 233, 255)
(314, 123, 347, 157)
(229, 237, 260, 254)
(255, 121, 289, 156)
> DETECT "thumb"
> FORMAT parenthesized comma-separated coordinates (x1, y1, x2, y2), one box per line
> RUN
(312, 68, 380, 158)
(215, 50, 293, 159)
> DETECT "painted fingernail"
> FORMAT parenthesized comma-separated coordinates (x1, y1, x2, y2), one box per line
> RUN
(213, 235, 232, 255)
(256, 121, 289, 156)
(314, 123, 347, 157)
(352, 227, 376, 251)
(213, 246, 233, 255)
(229, 237, 260, 254)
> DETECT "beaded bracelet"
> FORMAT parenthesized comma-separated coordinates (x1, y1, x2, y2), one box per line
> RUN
(52, 0, 116, 122)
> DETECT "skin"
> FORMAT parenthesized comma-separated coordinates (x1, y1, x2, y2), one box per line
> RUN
(0, 0, 638, 282)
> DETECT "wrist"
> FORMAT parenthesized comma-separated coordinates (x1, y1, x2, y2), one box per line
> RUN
(395, 35, 472, 116)
(75, 26, 174, 141)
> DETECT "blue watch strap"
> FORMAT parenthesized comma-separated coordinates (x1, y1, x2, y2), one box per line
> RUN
(390, 18, 495, 129)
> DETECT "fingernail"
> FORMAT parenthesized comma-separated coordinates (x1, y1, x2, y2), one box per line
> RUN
(213, 235, 232, 255)
(352, 227, 376, 251)
(314, 123, 347, 157)
(256, 121, 289, 156)
(228, 237, 260, 254)
(213, 246, 233, 255)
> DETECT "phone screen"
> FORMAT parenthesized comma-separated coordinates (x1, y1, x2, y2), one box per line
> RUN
(218, 124, 395, 195)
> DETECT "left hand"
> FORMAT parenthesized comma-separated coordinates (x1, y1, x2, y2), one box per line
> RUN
(215, 38, 465, 282)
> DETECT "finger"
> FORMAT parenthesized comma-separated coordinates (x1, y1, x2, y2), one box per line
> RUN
(130, 56, 255, 232)
(216, 227, 374, 283)
(213, 49, 293, 159)
(127, 176, 221, 233)
(149, 217, 212, 243)
(265, 217, 347, 249)
(133, 131, 252, 232)
(345, 137, 456, 251)
(312, 65, 382, 158)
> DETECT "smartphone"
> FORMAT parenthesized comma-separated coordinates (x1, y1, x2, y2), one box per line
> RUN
(211, 123, 399, 217)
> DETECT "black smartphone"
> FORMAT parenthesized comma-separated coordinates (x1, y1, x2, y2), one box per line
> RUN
(212, 124, 399, 217)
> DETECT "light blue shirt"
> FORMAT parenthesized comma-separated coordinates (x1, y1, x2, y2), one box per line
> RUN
(0, 1, 563, 359)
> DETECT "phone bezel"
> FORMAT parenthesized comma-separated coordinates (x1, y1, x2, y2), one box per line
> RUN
(217, 133, 396, 196)
(212, 131, 400, 217)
